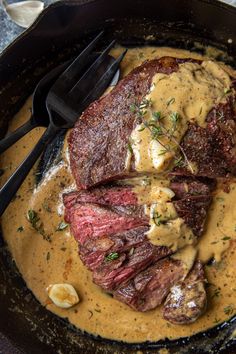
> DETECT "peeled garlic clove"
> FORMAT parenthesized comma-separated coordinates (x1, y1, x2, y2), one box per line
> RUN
(47, 283, 80, 309)
(3, 0, 44, 28)
(149, 139, 174, 171)
(153, 187, 175, 201)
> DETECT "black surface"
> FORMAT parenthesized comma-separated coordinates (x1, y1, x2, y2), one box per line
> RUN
(0, 0, 236, 353)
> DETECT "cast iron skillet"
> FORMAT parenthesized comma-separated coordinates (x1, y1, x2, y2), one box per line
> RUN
(0, 0, 236, 353)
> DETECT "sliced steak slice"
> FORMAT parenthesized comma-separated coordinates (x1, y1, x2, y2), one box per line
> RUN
(170, 176, 216, 199)
(163, 260, 207, 324)
(79, 226, 149, 271)
(92, 240, 172, 291)
(63, 186, 137, 208)
(69, 57, 199, 189)
(173, 195, 212, 237)
(174, 96, 236, 178)
(63, 201, 148, 245)
(114, 257, 185, 311)
(169, 176, 214, 237)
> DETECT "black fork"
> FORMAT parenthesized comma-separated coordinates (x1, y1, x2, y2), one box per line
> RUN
(0, 32, 127, 216)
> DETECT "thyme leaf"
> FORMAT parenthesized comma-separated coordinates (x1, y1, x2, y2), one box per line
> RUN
(221, 236, 231, 241)
(224, 304, 234, 316)
(105, 252, 119, 262)
(27, 209, 51, 242)
(56, 221, 69, 231)
(167, 97, 175, 106)
(127, 142, 133, 154)
(152, 212, 164, 226)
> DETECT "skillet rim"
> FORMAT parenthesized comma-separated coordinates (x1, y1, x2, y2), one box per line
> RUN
(0, 0, 236, 353)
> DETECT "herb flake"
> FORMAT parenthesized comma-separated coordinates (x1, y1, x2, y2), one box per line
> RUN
(56, 221, 69, 231)
(152, 212, 163, 226)
(224, 305, 234, 316)
(105, 252, 119, 262)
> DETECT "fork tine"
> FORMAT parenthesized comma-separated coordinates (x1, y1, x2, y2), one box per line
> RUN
(50, 31, 104, 92)
(68, 39, 116, 99)
(76, 50, 127, 114)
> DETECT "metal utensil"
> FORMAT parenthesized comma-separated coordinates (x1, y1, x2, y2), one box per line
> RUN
(0, 53, 119, 154)
(0, 31, 126, 216)
(0, 60, 71, 154)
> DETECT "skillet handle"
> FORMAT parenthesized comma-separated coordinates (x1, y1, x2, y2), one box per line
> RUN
(0, 123, 58, 217)
(0, 117, 37, 154)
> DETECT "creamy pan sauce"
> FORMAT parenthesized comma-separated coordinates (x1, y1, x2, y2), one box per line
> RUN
(0, 46, 236, 343)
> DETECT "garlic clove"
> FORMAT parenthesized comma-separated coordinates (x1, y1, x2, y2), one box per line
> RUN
(2, 0, 44, 28)
(47, 283, 80, 309)
(149, 139, 174, 171)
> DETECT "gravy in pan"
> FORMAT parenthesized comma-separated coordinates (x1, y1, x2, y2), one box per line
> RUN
(0, 47, 236, 343)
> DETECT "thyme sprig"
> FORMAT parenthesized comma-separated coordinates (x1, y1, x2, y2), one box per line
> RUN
(27, 209, 51, 242)
(152, 212, 164, 226)
(129, 97, 193, 172)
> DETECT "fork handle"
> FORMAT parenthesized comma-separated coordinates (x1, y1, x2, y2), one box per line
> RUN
(0, 116, 37, 154)
(0, 123, 58, 216)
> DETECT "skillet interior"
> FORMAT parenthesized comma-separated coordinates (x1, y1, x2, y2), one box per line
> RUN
(0, 0, 236, 352)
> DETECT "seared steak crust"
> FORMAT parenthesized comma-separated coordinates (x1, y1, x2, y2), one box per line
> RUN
(170, 176, 216, 199)
(163, 261, 207, 324)
(170, 176, 215, 237)
(175, 96, 236, 178)
(174, 196, 212, 237)
(63, 186, 137, 207)
(69, 57, 199, 190)
(114, 257, 185, 312)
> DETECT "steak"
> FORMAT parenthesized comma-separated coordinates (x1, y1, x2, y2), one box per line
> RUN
(69, 57, 199, 190)
(63, 55, 236, 323)
(63, 200, 148, 245)
(170, 176, 216, 199)
(79, 226, 150, 271)
(163, 260, 207, 324)
(170, 176, 215, 237)
(114, 257, 186, 312)
(174, 97, 236, 178)
(174, 196, 212, 237)
(92, 239, 171, 291)
(63, 186, 137, 207)
(64, 174, 213, 242)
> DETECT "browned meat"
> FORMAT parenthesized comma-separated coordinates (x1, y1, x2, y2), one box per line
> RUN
(92, 240, 172, 291)
(69, 56, 199, 190)
(174, 195, 212, 237)
(79, 226, 149, 271)
(170, 176, 216, 199)
(169, 176, 214, 237)
(64, 173, 213, 246)
(114, 257, 185, 311)
(63, 56, 236, 321)
(174, 96, 236, 178)
(63, 201, 148, 245)
(63, 186, 137, 208)
(163, 261, 207, 324)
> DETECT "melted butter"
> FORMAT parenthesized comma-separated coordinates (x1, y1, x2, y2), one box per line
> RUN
(131, 126, 175, 173)
(130, 60, 232, 174)
(0, 46, 236, 344)
(133, 179, 195, 251)
(147, 206, 195, 251)
(133, 179, 172, 204)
